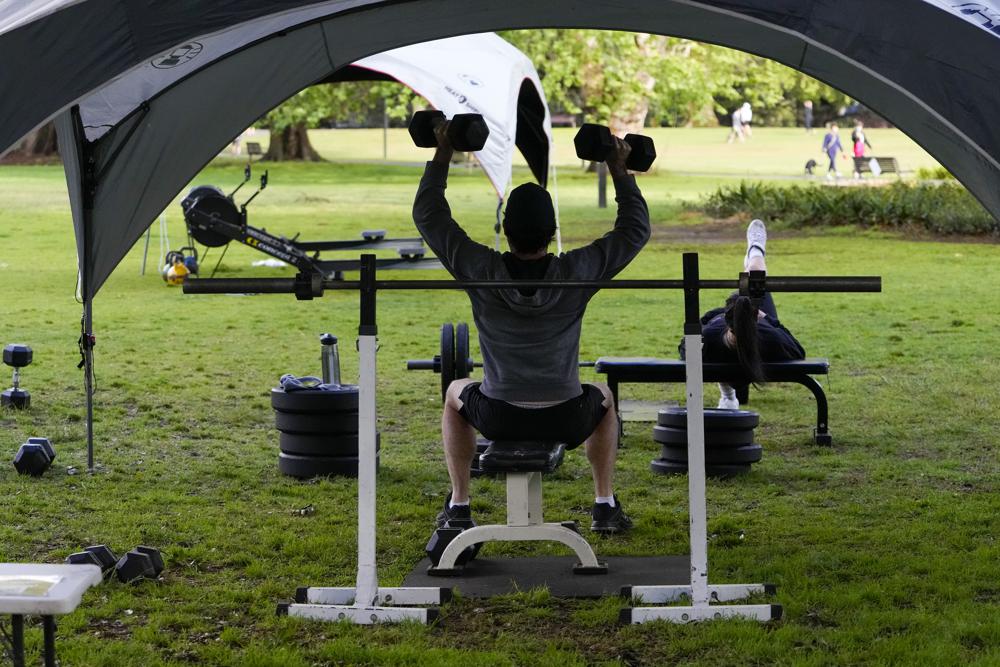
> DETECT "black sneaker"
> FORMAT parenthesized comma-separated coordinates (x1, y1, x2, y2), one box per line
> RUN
(590, 496, 633, 534)
(436, 492, 475, 529)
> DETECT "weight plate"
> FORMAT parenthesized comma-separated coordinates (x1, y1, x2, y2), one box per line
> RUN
(440, 323, 454, 400)
(278, 451, 380, 479)
(279, 432, 378, 456)
(653, 425, 754, 447)
(649, 459, 752, 477)
(270, 385, 359, 413)
(274, 410, 359, 434)
(657, 407, 759, 430)
(455, 322, 470, 380)
(658, 443, 763, 464)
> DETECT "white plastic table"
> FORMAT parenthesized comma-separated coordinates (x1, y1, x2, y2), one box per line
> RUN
(0, 564, 102, 667)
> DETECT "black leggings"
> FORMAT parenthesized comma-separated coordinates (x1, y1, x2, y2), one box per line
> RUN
(759, 292, 777, 319)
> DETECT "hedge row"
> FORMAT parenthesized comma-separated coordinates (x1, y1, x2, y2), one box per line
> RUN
(697, 181, 998, 236)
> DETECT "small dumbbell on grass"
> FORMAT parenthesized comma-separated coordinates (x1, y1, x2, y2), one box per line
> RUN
(409, 110, 490, 152)
(66, 544, 117, 574)
(115, 549, 159, 583)
(2, 343, 33, 409)
(12, 437, 55, 476)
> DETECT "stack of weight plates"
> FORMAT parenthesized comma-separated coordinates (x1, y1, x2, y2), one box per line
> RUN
(271, 385, 380, 478)
(650, 408, 761, 477)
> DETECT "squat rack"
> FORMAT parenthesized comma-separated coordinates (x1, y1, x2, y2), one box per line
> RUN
(185, 253, 880, 624)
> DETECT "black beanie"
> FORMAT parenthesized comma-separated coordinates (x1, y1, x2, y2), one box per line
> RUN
(503, 183, 556, 252)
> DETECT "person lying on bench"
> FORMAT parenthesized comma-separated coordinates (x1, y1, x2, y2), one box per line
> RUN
(680, 219, 805, 409)
(412, 119, 650, 534)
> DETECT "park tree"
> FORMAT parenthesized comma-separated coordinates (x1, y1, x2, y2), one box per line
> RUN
(0, 121, 58, 164)
(263, 80, 425, 161)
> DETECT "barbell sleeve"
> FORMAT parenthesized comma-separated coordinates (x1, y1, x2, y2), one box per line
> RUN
(183, 278, 297, 294)
(406, 360, 437, 370)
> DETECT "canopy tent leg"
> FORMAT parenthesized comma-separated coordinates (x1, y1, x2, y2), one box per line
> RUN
(551, 160, 562, 254)
(81, 301, 95, 472)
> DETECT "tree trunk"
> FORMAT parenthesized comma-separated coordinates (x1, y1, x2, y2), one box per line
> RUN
(263, 123, 323, 161)
(0, 122, 59, 164)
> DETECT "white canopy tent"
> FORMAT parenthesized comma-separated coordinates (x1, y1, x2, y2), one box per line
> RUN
(348, 34, 553, 198)
(2, 0, 1000, 467)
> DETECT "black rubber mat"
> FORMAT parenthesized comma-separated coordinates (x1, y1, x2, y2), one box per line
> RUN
(402, 555, 688, 598)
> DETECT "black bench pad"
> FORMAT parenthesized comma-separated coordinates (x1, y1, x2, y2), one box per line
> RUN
(593, 357, 833, 445)
(479, 440, 566, 473)
(593, 357, 829, 382)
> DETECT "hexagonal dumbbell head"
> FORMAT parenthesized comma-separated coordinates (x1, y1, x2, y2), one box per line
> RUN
(26, 437, 54, 463)
(84, 545, 118, 573)
(12, 443, 52, 476)
(115, 550, 157, 583)
(135, 546, 164, 577)
(445, 114, 489, 152)
(408, 110, 447, 148)
(624, 133, 657, 172)
(66, 551, 103, 567)
(574, 123, 614, 163)
(2, 344, 32, 368)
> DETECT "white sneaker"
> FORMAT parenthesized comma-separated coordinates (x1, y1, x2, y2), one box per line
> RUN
(718, 395, 740, 410)
(744, 219, 767, 271)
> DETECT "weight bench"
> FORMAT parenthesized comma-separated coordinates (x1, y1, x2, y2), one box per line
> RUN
(429, 440, 607, 575)
(594, 357, 833, 445)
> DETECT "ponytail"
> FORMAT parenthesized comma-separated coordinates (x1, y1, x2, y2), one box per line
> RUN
(724, 294, 765, 385)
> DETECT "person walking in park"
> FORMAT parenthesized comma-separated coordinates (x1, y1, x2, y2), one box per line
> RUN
(851, 120, 873, 177)
(821, 122, 845, 180)
(803, 100, 814, 133)
(412, 119, 650, 534)
(727, 104, 745, 143)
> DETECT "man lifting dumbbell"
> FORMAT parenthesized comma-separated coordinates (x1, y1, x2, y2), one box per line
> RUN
(411, 113, 650, 534)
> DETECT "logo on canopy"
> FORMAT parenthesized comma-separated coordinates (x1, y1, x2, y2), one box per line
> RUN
(151, 43, 204, 69)
(459, 73, 483, 87)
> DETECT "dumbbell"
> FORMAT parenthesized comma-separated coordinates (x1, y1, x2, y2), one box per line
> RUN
(66, 545, 117, 574)
(115, 546, 164, 583)
(425, 524, 481, 568)
(12, 437, 55, 476)
(409, 110, 490, 152)
(2, 343, 32, 409)
(573, 123, 657, 172)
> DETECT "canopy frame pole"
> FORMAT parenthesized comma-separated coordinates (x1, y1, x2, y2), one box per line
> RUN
(551, 158, 562, 255)
(67, 106, 98, 473)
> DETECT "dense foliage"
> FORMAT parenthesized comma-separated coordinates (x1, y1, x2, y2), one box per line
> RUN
(264, 30, 852, 136)
(699, 181, 998, 235)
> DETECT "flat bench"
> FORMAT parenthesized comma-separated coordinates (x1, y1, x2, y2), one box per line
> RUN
(593, 357, 833, 445)
(853, 156, 900, 178)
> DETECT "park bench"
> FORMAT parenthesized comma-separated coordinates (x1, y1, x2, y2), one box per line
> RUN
(593, 357, 833, 445)
(246, 141, 263, 160)
(853, 156, 900, 178)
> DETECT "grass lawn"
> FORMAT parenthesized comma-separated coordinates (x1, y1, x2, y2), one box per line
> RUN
(0, 145, 997, 666)
(244, 126, 942, 178)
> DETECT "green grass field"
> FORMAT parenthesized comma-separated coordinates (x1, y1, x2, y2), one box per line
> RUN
(246, 126, 942, 177)
(0, 128, 997, 666)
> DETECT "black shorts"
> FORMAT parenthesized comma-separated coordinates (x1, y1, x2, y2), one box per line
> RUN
(458, 383, 608, 448)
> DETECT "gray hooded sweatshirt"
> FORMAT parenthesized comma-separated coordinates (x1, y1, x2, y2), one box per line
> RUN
(413, 161, 650, 402)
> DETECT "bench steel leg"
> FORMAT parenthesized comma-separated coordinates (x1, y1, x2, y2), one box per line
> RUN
(11, 614, 24, 667)
(793, 376, 831, 445)
(42, 616, 56, 667)
(432, 472, 606, 574)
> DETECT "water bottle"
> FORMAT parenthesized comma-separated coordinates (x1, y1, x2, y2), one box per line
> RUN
(319, 333, 341, 385)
